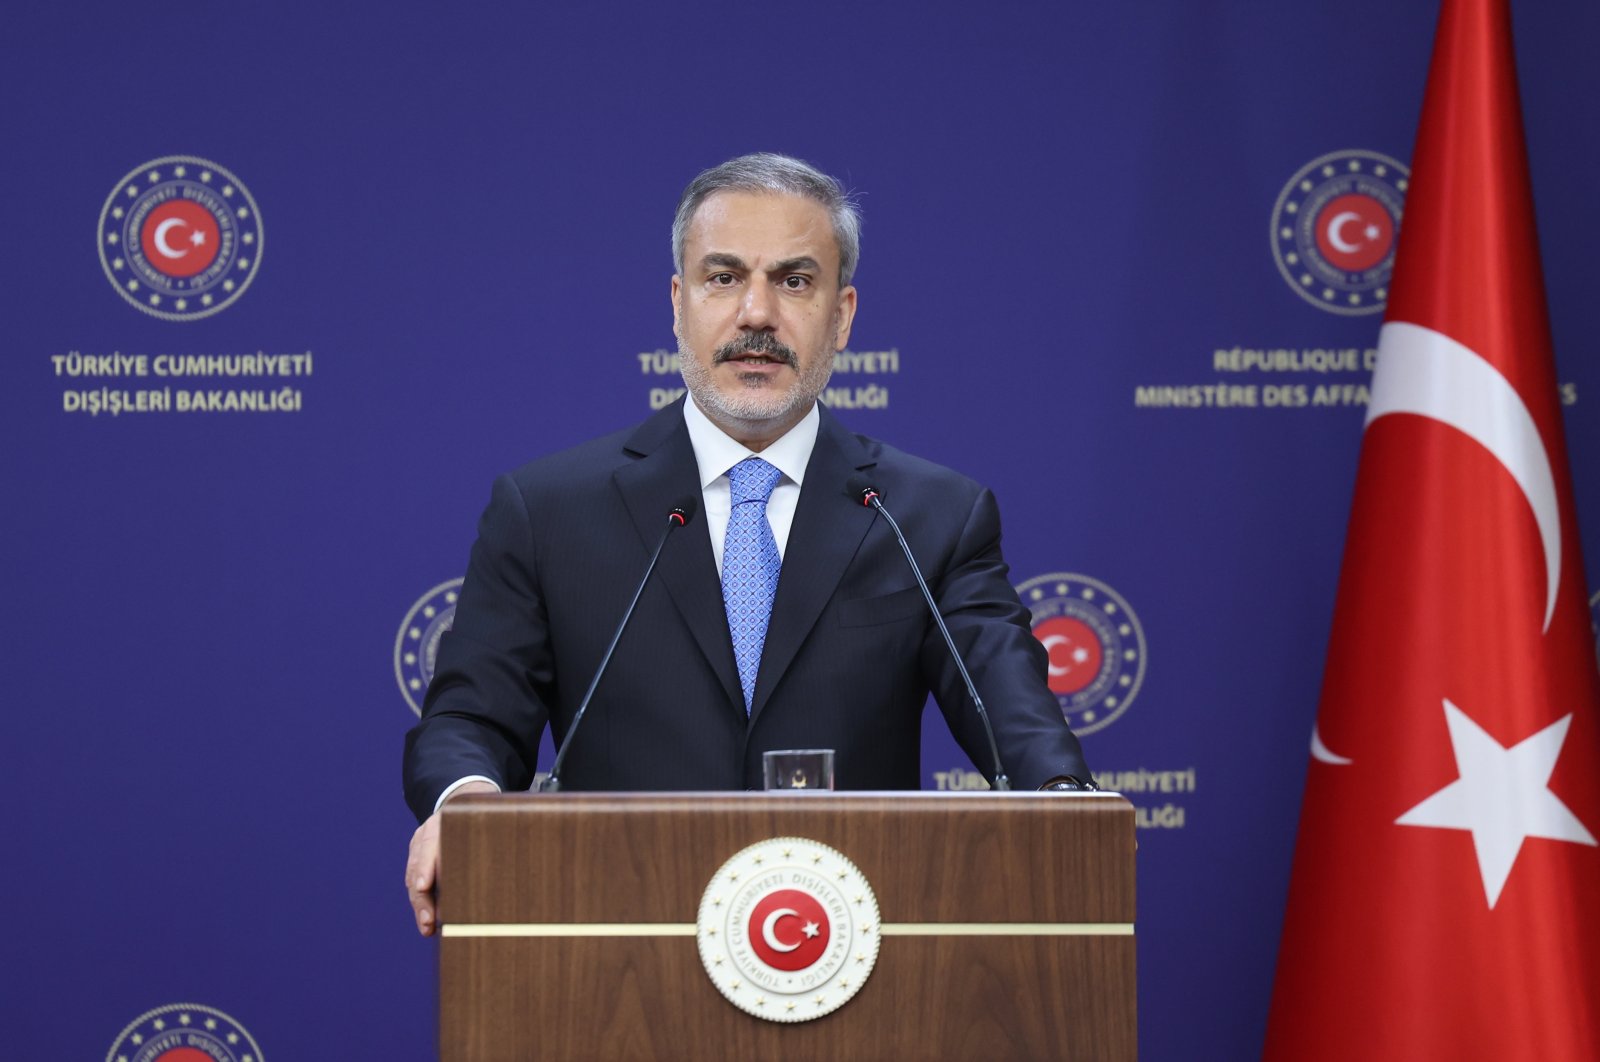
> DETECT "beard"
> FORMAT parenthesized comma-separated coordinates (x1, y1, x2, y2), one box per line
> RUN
(679, 329, 835, 430)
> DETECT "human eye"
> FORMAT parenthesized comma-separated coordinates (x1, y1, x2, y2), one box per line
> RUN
(708, 272, 738, 287)
(781, 274, 812, 291)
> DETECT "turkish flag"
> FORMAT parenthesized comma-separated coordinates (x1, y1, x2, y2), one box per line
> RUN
(1264, 1, 1600, 1058)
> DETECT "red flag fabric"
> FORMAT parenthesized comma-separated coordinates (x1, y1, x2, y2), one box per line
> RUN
(1265, 1, 1600, 1058)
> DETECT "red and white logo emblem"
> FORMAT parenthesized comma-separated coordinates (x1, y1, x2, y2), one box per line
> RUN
(748, 889, 831, 969)
(98, 156, 264, 321)
(1018, 572, 1147, 735)
(697, 837, 880, 1022)
(1270, 149, 1408, 316)
(103, 1002, 263, 1061)
(141, 198, 222, 277)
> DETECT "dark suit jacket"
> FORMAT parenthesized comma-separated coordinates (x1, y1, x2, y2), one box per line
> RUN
(403, 399, 1089, 820)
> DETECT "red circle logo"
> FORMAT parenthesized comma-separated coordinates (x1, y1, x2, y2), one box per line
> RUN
(103, 1003, 264, 1062)
(1036, 615, 1102, 695)
(747, 888, 830, 971)
(140, 199, 221, 278)
(1314, 193, 1393, 272)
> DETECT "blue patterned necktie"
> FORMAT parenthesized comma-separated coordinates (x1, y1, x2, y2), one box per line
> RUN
(723, 457, 784, 712)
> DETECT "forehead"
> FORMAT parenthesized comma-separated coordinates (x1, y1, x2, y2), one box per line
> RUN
(682, 191, 840, 271)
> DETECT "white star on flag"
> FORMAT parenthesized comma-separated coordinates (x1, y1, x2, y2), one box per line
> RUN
(1396, 698, 1596, 908)
(802, 920, 821, 938)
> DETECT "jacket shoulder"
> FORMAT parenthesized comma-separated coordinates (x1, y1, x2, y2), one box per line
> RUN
(843, 427, 987, 506)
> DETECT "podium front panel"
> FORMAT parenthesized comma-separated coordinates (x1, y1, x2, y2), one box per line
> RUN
(439, 791, 1135, 1061)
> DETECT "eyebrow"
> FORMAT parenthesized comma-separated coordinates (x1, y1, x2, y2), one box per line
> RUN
(697, 253, 822, 276)
(767, 256, 820, 275)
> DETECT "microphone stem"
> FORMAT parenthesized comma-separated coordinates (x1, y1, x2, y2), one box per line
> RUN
(867, 496, 1011, 791)
(540, 514, 682, 792)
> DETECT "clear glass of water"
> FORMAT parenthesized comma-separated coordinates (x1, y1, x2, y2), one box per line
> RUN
(762, 749, 836, 790)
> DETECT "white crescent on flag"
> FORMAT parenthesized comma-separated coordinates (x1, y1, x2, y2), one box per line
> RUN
(1309, 723, 1353, 765)
(1366, 320, 1562, 631)
(1307, 319, 1563, 768)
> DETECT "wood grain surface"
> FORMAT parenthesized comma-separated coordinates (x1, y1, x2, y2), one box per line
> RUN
(439, 792, 1136, 1061)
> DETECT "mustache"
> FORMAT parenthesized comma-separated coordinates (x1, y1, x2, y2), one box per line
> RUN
(713, 332, 798, 368)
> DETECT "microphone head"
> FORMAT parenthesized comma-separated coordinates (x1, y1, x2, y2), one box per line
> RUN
(844, 476, 882, 507)
(668, 496, 699, 526)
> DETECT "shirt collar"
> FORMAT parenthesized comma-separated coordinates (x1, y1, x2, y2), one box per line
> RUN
(682, 396, 819, 488)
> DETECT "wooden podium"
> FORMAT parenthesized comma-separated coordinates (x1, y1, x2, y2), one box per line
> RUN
(438, 792, 1136, 1061)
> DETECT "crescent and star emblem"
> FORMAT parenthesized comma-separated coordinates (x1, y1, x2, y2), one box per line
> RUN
(759, 908, 820, 953)
(1040, 632, 1089, 677)
(698, 837, 881, 1022)
(1325, 210, 1379, 254)
(152, 216, 206, 259)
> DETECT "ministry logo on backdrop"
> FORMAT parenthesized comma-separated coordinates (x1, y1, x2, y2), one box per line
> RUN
(1017, 572, 1147, 735)
(395, 578, 463, 715)
(104, 1002, 263, 1061)
(99, 156, 264, 321)
(1270, 149, 1408, 316)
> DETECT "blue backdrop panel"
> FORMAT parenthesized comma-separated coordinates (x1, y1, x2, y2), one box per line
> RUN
(2, 2, 1596, 1059)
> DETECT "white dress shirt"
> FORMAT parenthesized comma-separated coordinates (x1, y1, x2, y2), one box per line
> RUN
(433, 398, 822, 812)
(681, 394, 818, 569)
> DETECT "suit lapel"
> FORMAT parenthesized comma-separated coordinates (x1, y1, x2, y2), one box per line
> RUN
(750, 406, 879, 722)
(612, 401, 744, 713)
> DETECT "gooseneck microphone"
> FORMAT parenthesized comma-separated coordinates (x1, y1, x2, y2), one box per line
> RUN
(847, 478, 1011, 791)
(537, 498, 697, 793)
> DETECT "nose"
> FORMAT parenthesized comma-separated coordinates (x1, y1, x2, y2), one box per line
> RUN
(737, 278, 775, 331)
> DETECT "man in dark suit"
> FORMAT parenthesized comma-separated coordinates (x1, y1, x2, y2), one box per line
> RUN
(404, 153, 1091, 936)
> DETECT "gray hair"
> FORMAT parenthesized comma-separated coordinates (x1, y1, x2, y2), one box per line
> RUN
(671, 152, 862, 286)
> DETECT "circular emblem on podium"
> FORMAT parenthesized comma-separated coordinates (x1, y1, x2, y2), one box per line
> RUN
(104, 1002, 263, 1062)
(1017, 572, 1147, 736)
(98, 156, 264, 321)
(697, 837, 880, 1022)
(395, 578, 464, 715)
(1270, 149, 1408, 316)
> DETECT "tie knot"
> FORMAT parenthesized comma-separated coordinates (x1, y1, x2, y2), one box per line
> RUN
(728, 457, 782, 504)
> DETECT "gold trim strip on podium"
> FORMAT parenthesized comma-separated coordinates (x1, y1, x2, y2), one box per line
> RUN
(441, 922, 1134, 938)
(880, 922, 1135, 936)
(441, 923, 697, 937)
